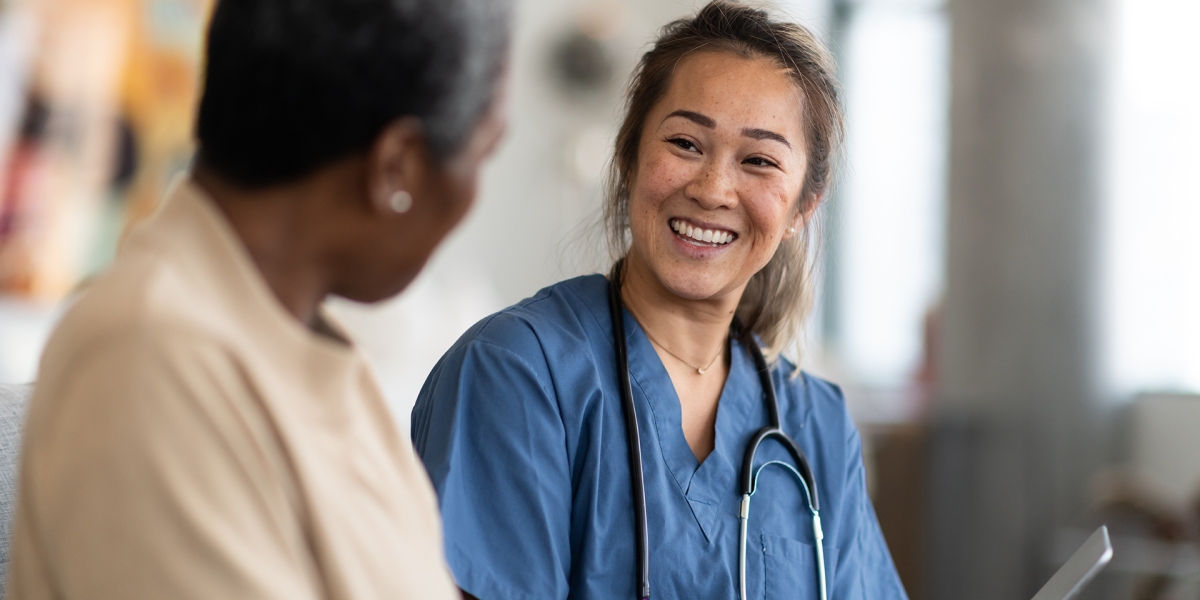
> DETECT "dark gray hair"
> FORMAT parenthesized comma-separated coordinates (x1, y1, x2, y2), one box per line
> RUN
(197, 0, 513, 188)
(395, 0, 511, 158)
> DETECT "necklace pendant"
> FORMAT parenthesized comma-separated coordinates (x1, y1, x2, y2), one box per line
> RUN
(697, 367, 706, 375)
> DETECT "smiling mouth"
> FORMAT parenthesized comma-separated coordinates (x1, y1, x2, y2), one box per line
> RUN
(669, 218, 737, 246)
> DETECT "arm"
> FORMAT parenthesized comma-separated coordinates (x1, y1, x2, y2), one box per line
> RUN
(831, 426, 910, 600)
(413, 337, 574, 600)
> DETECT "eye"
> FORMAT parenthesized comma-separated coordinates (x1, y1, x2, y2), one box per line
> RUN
(744, 156, 779, 169)
(668, 137, 699, 152)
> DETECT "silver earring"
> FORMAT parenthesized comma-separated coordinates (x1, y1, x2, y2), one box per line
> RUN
(388, 190, 413, 214)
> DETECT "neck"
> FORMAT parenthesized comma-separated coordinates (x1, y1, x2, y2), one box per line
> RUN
(193, 167, 333, 327)
(619, 252, 743, 368)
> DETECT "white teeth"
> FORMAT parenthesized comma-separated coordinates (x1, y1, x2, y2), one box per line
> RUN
(670, 219, 734, 245)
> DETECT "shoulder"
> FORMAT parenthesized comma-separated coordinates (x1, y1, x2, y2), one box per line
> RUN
(439, 274, 610, 374)
(32, 257, 251, 446)
(771, 358, 856, 441)
(25, 288, 278, 519)
(413, 275, 611, 443)
(22, 313, 259, 520)
(32, 313, 242, 443)
(42, 246, 230, 378)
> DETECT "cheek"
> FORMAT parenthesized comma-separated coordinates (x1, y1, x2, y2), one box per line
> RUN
(436, 164, 482, 226)
(630, 148, 694, 214)
(743, 186, 796, 241)
(450, 175, 479, 221)
(628, 150, 696, 234)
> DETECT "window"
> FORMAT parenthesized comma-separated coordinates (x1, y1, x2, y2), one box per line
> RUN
(825, 0, 950, 394)
(1102, 0, 1200, 395)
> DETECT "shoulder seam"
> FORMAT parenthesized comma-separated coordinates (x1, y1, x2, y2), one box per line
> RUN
(464, 339, 558, 406)
(562, 279, 616, 348)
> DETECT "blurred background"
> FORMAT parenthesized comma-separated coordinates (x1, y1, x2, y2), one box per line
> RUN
(0, 0, 1197, 597)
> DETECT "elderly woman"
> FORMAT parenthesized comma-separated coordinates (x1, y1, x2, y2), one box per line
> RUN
(7, 0, 508, 598)
(412, 2, 906, 599)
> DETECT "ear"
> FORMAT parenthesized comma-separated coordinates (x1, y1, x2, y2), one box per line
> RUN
(366, 117, 427, 216)
(783, 191, 822, 239)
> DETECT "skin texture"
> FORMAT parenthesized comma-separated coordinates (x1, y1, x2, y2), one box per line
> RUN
(620, 51, 812, 463)
(194, 82, 507, 332)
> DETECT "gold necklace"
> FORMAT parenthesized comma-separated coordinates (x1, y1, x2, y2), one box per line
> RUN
(643, 329, 726, 375)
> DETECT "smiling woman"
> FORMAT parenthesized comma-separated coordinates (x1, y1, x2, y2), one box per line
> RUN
(606, 8, 844, 361)
(411, 2, 906, 600)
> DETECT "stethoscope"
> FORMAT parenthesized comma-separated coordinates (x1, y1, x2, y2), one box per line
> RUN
(606, 260, 828, 600)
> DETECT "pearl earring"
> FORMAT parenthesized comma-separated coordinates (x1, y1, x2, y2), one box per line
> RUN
(388, 190, 413, 214)
(787, 226, 796, 235)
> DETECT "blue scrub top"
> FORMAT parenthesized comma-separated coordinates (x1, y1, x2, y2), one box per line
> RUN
(412, 275, 907, 600)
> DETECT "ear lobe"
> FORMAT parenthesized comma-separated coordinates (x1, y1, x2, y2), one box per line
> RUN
(784, 192, 822, 239)
(367, 117, 426, 215)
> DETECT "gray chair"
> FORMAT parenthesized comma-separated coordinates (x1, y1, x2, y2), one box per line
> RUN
(0, 384, 31, 598)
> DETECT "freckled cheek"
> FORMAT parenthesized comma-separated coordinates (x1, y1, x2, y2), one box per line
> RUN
(633, 150, 696, 207)
(742, 188, 794, 246)
(629, 155, 676, 243)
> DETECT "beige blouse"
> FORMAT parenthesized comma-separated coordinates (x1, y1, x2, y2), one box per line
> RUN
(7, 181, 460, 600)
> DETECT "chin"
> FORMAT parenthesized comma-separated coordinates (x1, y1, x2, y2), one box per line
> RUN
(336, 267, 421, 305)
(656, 265, 734, 302)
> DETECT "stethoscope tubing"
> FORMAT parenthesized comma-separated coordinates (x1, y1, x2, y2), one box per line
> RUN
(607, 260, 826, 600)
(607, 265, 652, 600)
(739, 460, 827, 600)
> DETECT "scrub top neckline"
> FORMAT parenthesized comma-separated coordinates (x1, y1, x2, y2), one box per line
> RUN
(622, 308, 761, 510)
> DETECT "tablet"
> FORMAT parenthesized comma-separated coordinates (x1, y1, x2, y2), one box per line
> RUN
(1031, 526, 1113, 600)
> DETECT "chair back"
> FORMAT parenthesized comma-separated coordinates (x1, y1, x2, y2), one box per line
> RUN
(0, 384, 31, 598)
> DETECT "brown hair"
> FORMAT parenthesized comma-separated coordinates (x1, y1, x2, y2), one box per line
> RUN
(604, 0, 844, 359)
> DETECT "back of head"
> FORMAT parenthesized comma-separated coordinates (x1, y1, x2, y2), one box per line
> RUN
(197, 0, 511, 188)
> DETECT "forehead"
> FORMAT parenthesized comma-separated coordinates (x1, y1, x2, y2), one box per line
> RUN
(654, 51, 805, 137)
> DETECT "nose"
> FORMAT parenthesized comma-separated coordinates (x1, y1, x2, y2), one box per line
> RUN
(684, 156, 739, 211)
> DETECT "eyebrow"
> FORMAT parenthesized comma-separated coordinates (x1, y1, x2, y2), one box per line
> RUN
(665, 110, 715, 128)
(741, 127, 792, 149)
(664, 110, 792, 149)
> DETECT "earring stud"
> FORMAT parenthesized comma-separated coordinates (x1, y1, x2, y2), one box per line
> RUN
(787, 226, 796, 235)
(388, 190, 413, 214)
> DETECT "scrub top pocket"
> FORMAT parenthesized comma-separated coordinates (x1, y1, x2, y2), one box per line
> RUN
(762, 533, 834, 600)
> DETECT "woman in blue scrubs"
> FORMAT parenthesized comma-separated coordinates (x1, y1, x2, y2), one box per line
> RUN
(412, 2, 908, 599)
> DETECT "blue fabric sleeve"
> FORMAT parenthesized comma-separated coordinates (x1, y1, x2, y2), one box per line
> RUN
(414, 339, 572, 600)
(831, 425, 910, 599)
